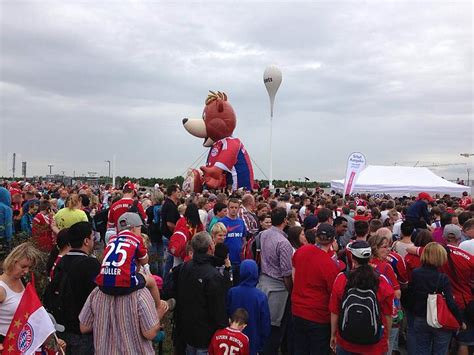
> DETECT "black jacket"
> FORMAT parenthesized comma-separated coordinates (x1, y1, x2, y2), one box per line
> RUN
(177, 253, 228, 348)
(51, 250, 100, 334)
(411, 265, 462, 323)
(406, 199, 430, 225)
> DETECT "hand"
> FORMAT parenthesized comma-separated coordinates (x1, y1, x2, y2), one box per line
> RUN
(462, 322, 467, 330)
(224, 257, 231, 268)
(330, 335, 336, 352)
(57, 338, 66, 351)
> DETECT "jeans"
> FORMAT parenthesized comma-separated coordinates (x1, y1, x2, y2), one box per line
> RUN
(388, 326, 399, 354)
(186, 344, 208, 355)
(293, 316, 331, 355)
(58, 332, 94, 355)
(163, 237, 174, 276)
(405, 310, 417, 355)
(263, 296, 291, 355)
(414, 316, 453, 355)
(148, 241, 161, 276)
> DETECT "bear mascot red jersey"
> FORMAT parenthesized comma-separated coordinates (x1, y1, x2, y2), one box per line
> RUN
(182, 91, 255, 192)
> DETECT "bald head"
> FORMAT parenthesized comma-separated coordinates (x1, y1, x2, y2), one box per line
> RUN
(242, 194, 255, 208)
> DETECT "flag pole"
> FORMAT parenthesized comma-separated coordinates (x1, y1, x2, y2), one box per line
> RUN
(269, 111, 273, 189)
(263, 65, 282, 190)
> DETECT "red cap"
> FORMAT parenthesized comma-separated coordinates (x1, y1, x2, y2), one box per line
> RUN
(123, 181, 137, 191)
(10, 188, 21, 197)
(10, 182, 20, 189)
(418, 192, 434, 202)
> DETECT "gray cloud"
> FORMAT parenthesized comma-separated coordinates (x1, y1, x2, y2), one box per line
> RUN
(1, 1, 472, 183)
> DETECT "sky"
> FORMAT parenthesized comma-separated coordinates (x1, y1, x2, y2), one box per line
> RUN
(1, 0, 473, 182)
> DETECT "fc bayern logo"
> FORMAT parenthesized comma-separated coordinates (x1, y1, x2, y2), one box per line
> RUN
(210, 147, 219, 157)
(17, 322, 34, 352)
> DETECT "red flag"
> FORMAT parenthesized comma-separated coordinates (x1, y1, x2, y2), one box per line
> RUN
(2, 281, 55, 354)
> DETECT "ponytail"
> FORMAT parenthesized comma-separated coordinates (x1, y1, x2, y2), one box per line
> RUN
(345, 257, 379, 293)
(66, 194, 79, 210)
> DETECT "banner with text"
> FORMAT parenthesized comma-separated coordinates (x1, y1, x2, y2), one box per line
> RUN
(343, 152, 367, 196)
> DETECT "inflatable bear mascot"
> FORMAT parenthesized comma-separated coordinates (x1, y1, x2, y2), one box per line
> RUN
(182, 91, 255, 192)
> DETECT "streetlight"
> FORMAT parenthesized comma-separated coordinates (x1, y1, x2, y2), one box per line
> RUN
(105, 160, 111, 182)
(460, 154, 473, 187)
(48, 164, 54, 175)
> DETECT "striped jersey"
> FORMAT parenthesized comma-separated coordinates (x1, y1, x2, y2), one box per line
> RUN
(95, 230, 148, 288)
(207, 137, 254, 191)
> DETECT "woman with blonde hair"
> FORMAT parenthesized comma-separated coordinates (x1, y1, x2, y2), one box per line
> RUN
(54, 193, 88, 230)
(210, 222, 227, 244)
(411, 242, 464, 354)
(368, 232, 401, 299)
(0, 243, 41, 344)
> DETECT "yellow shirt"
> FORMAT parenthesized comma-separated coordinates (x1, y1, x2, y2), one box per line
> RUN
(54, 208, 88, 230)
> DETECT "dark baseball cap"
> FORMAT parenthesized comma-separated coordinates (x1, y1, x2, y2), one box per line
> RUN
(316, 223, 336, 240)
(303, 215, 318, 230)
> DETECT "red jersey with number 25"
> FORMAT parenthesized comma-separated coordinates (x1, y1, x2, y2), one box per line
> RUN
(208, 327, 249, 355)
(95, 230, 148, 288)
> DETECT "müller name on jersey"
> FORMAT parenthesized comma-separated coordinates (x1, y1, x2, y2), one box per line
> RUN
(100, 267, 122, 275)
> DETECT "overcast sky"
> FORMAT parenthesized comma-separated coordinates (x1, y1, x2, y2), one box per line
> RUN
(1, 0, 472, 182)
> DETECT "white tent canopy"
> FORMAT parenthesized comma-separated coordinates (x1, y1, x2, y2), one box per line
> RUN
(330, 165, 467, 197)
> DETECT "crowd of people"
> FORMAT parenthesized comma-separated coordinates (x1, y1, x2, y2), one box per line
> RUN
(0, 178, 474, 355)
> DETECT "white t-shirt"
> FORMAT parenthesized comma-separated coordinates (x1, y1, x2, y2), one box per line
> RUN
(199, 209, 208, 229)
(459, 240, 474, 255)
(299, 206, 306, 222)
(393, 240, 414, 259)
(392, 220, 403, 239)
(0, 281, 24, 336)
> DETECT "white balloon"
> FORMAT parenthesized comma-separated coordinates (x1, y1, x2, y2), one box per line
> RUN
(263, 65, 282, 117)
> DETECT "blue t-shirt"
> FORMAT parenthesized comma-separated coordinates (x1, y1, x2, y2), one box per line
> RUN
(219, 216, 247, 264)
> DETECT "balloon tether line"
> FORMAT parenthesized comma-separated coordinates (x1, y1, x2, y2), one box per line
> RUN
(181, 149, 208, 177)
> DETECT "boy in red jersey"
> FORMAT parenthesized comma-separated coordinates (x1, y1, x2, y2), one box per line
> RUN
(96, 212, 171, 317)
(107, 181, 146, 229)
(209, 308, 250, 355)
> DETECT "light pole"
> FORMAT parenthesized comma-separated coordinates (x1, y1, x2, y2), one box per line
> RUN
(48, 164, 54, 175)
(105, 160, 111, 182)
(460, 154, 474, 187)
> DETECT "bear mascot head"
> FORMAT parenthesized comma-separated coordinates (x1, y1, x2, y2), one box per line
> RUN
(182, 91, 254, 192)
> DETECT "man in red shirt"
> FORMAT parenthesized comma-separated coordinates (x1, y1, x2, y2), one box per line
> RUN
(353, 206, 371, 222)
(32, 200, 60, 252)
(107, 181, 146, 229)
(292, 223, 341, 354)
(209, 308, 250, 355)
(440, 224, 474, 353)
(460, 191, 472, 209)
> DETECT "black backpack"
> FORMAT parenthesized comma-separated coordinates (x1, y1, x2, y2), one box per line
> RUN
(93, 207, 109, 240)
(43, 261, 76, 327)
(339, 277, 383, 345)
